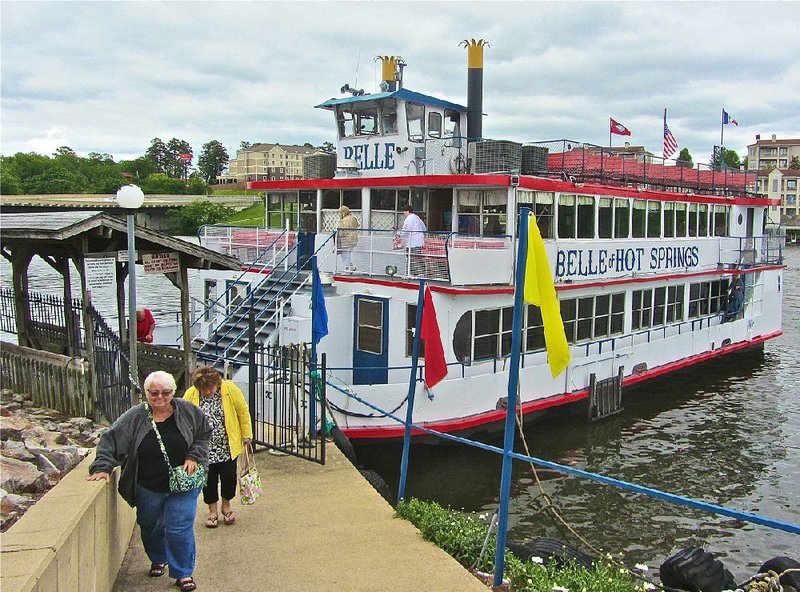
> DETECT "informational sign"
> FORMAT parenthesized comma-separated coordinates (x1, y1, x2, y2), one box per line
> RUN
(83, 255, 116, 293)
(142, 252, 180, 274)
(117, 250, 138, 262)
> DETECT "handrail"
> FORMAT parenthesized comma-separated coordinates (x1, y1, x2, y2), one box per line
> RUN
(216, 233, 337, 361)
(189, 228, 290, 333)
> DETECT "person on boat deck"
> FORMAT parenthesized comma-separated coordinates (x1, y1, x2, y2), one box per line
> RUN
(136, 308, 155, 343)
(337, 206, 359, 271)
(183, 366, 253, 529)
(87, 370, 211, 592)
(400, 205, 426, 249)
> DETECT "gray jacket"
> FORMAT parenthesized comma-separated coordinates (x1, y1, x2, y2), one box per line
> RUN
(89, 398, 211, 507)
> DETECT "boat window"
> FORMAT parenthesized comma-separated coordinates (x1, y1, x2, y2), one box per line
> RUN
(560, 299, 577, 344)
(666, 285, 685, 323)
(713, 205, 729, 237)
(428, 112, 443, 139)
(336, 103, 379, 138)
(323, 189, 341, 210)
(614, 198, 630, 238)
(632, 199, 646, 238)
(663, 202, 676, 238)
(576, 297, 594, 340)
(299, 191, 316, 232)
(647, 201, 662, 238)
(453, 313, 473, 364)
(634, 285, 684, 329)
(632, 289, 653, 330)
(698, 204, 709, 236)
(516, 190, 554, 238)
(406, 102, 425, 142)
(267, 192, 299, 229)
(380, 100, 398, 135)
(444, 110, 461, 145)
(558, 292, 626, 344)
(688, 279, 729, 318)
(320, 189, 363, 231)
(610, 293, 625, 334)
(558, 194, 576, 239)
(371, 189, 399, 230)
(525, 305, 545, 351)
(474, 308, 501, 360)
(483, 191, 507, 236)
(675, 202, 688, 236)
(577, 196, 595, 239)
(688, 203, 699, 237)
(343, 189, 361, 210)
(356, 299, 384, 355)
(598, 198, 613, 238)
(405, 304, 426, 358)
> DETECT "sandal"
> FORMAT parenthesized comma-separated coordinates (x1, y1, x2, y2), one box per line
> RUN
(176, 577, 197, 591)
(222, 510, 236, 525)
(149, 563, 167, 577)
(204, 514, 218, 528)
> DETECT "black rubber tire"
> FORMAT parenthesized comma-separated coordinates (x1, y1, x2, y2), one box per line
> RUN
(358, 468, 395, 507)
(330, 425, 358, 466)
(507, 538, 595, 571)
(659, 547, 735, 592)
(758, 556, 800, 590)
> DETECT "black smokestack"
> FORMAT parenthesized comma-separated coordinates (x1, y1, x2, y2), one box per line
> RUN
(461, 39, 489, 141)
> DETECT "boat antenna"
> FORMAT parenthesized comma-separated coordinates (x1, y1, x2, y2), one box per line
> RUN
(354, 49, 362, 89)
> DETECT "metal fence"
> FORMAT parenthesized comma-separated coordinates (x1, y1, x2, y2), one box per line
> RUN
(249, 340, 326, 464)
(0, 287, 85, 351)
(87, 305, 132, 423)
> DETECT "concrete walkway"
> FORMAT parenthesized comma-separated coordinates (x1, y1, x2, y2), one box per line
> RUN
(112, 446, 488, 592)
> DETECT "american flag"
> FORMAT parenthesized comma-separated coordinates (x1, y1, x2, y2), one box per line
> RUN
(663, 113, 678, 159)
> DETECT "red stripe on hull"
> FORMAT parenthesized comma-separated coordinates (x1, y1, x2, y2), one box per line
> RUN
(341, 329, 781, 440)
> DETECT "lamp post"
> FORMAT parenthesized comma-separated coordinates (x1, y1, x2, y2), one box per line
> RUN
(116, 184, 145, 402)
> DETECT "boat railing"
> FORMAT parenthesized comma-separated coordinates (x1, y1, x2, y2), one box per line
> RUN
(340, 229, 513, 285)
(214, 233, 338, 363)
(718, 233, 784, 268)
(197, 223, 295, 264)
(525, 139, 759, 198)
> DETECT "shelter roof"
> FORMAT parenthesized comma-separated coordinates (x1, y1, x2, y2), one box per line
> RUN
(315, 88, 467, 112)
(0, 211, 239, 271)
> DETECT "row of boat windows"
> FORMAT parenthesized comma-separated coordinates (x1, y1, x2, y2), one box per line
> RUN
(335, 99, 462, 142)
(267, 189, 732, 239)
(394, 279, 731, 362)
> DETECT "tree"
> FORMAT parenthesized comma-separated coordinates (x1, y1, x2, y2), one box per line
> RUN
(239, 141, 253, 151)
(22, 166, 85, 194)
(139, 173, 186, 194)
(711, 148, 741, 171)
(318, 141, 335, 154)
(165, 138, 193, 179)
(165, 200, 234, 234)
(119, 156, 159, 180)
(676, 148, 693, 168)
(0, 161, 23, 194)
(186, 174, 208, 195)
(197, 140, 229, 184)
(789, 156, 800, 170)
(53, 146, 77, 157)
(145, 138, 169, 174)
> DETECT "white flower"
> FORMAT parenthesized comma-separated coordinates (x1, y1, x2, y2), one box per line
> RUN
(635, 563, 649, 572)
(552, 586, 569, 592)
(531, 556, 544, 564)
(642, 583, 656, 590)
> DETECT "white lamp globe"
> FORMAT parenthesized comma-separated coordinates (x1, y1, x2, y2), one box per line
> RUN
(116, 184, 145, 209)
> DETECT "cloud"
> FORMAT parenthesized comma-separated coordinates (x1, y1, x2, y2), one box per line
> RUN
(2, 1, 799, 165)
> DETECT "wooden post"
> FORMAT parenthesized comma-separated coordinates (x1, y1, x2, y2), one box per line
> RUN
(11, 248, 33, 347)
(178, 259, 193, 389)
(77, 238, 101, 421)
(61, 256, 77, 357)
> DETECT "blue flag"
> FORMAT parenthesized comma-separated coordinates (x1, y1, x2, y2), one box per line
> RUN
(312, 266, 328, 344)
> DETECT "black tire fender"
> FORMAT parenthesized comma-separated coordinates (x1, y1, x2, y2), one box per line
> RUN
(330, 425, 358, 466)
(358, 468, 395, 507)
(659, 547, 735, 592)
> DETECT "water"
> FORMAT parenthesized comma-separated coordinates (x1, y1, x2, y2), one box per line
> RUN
(356, 247, 800, 579)
(2, 241, 797, 577)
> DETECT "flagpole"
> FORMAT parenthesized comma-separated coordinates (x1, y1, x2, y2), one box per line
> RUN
(609, 118, 612, 148)
(720, 108, 725, 150)
(310, 255, 319, 439)
(398, 279, 426, 503)
(493, 207, 530, 587)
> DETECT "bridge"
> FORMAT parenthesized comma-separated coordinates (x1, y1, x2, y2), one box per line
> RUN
(0, 194, 260, 230)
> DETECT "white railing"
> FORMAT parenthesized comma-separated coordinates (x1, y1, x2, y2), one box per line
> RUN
(197, 223, 296, 266)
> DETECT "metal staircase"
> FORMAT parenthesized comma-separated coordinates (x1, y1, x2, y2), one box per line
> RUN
(197, 257, 312, 371)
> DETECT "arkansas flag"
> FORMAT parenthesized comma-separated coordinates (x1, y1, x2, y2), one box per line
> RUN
(610, 118, 631, 136)
(420, 287, 447, 388)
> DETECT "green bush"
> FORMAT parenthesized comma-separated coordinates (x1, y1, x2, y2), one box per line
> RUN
(166, 200, 235, 235)
(396, 498, 652, 591)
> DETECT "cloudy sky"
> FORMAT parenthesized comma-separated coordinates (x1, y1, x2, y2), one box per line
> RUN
(2, 1, 799, 167)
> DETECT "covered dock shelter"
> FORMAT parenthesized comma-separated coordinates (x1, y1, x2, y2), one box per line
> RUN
(0, 211, 239, 415)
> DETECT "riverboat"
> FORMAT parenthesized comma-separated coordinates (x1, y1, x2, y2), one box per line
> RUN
(194, 41, 784, 442)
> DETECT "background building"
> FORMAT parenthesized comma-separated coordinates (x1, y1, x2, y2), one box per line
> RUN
(749, 135, 800, 240)
(747, 134, 800, 170)
(216, 143, 316, 185)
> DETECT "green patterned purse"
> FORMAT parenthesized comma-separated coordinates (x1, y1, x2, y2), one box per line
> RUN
(147, 404, 207, 492)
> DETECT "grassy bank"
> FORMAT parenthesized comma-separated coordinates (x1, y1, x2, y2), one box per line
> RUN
(396, 498, 655, 591)
(222, 202, 266, 226)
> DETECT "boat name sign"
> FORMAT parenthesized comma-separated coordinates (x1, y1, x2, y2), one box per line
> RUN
(341, 142, 396, 171)
(555, 243, 702, 279)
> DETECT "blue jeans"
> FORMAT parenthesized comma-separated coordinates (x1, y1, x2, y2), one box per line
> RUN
(136, 485, 200, 579)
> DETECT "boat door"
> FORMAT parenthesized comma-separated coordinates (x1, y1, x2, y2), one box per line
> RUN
(352, 295, 389, 385)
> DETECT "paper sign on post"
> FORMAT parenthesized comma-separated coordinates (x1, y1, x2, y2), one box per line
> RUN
(142, 252, 180, 274)
(84, 255, 117, 293)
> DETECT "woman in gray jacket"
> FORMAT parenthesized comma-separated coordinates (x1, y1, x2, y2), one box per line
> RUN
(87, 370, 211, 592)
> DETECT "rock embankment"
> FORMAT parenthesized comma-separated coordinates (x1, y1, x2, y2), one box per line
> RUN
(0, 388, 107, 531)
